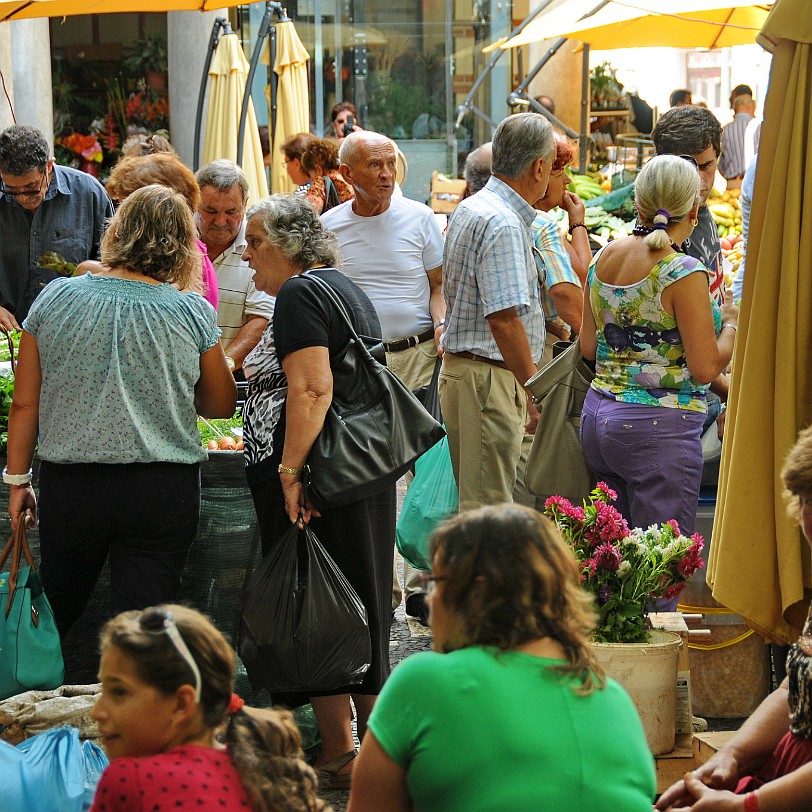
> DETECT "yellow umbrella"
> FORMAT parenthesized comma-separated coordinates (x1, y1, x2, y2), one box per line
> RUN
(708, 0, 812, 645)
(262, 20, 310, 194)
(0, 0, 243, 20)
(500, 0, 774, 50)
(202, 32, 268, 206)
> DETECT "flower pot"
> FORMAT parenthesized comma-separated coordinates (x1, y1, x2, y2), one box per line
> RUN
(591, 630, 682, 755)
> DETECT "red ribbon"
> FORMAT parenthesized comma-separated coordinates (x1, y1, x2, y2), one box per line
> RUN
(228, 693, 245, 715)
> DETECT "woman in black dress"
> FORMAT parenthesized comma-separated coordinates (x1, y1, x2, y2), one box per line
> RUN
(241, 194, 395, 791)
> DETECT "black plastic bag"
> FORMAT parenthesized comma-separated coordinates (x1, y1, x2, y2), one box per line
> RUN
(412, 356, 442, 423)
(238, 522, 371, 693)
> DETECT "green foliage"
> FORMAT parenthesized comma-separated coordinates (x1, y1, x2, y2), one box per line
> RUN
(0, 371, 14, 452)
(122, 35, 168, 76)
(198, 412, 243, 447)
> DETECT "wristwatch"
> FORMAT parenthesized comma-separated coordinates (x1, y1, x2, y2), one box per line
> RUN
(225, 355, 236, 371)
(3, 467, 32, 486)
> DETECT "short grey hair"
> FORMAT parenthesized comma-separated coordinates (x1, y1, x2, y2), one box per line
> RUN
(338, 131, 394, 170)
(733, 94, 755, 112)
(634, 155, 700, 250)
(0, 125, 50, 175)
(463, 142, 493, 194)
(491, 113, 555, 179)
(245, 194, 341, 271)
(194, 159, 249, 202)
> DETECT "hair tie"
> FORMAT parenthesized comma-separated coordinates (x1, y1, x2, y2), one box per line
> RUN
(652, 208, 671, 231)
(228, 693, 245, 715)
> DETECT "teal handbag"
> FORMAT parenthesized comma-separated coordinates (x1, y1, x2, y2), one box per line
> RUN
(0, 520, 64, 700)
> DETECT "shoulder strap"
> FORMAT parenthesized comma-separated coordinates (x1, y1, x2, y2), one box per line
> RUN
(1, 519, 36, 619)
(322, 176, 340, 213)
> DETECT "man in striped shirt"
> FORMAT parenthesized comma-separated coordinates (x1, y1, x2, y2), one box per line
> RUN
(718, 94, 756, 191)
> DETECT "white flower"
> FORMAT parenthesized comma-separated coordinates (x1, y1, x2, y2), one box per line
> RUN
(638, 347, 664, 364)
(617, 561, 632, 578)
(603, 286, 629, 308)
(638, 299, 663, 321)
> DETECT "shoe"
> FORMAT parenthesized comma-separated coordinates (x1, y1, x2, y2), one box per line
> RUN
(316, 750, 356, 791)
(405, 593, 430, 625)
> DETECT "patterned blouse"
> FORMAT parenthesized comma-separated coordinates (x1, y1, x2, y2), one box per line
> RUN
(588, 249, 722, 413)
(787, 609, 812, 739)
(305, 171, 355, 214)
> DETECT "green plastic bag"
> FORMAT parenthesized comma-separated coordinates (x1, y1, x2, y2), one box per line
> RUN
(396, 436, 458, 571)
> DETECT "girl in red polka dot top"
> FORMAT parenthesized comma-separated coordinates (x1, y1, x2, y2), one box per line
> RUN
(89, 604, 328, 812)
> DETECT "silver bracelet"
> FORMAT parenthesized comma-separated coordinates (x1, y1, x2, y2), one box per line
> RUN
(721, 323, 738, 332)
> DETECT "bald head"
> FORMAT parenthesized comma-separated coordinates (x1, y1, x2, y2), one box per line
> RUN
(733, 94, 756, 114)
(338, 131, 395, 171)
(338, 131, 397, 215)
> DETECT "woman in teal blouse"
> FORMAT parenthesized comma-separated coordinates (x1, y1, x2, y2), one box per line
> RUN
(347, 504, 656, 812)
(6, 185, 236, 652)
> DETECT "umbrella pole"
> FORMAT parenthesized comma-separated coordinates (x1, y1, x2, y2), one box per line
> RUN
(194, 17, 231, 172)
(238, 1, 288, 167)
(579, 44, 590, 174)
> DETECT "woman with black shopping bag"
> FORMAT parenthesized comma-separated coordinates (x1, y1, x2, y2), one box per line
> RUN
(240, 195, 397, 791)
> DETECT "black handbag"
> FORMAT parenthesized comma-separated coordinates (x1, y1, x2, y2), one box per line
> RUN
(238, 522, 371, 692)
(299, 273, 446, 511)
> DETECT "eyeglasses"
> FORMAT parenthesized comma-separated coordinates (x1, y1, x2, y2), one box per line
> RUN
(1, 169, 48, 200)
(678, 154, 699, 168)
(417, 573, 452, 595)
(139, 608, 202, 701)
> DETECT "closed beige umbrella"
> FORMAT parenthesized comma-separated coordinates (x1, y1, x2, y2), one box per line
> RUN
(263, 20, 310, 194)
(202, 32, 268, 205)
(708, 0, 812, 645)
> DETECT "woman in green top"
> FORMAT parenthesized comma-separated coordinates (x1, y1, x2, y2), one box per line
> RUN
(348, 504, 656, 812)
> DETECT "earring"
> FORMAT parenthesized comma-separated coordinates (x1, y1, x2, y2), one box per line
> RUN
(691, 217, 698, 227)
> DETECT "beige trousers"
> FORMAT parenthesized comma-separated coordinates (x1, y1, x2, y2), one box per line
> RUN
(439, 352, 526, 509)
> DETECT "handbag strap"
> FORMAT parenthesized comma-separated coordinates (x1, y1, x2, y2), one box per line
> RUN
(0, 327, 16, 374)
(299, 272, 377, 365)
(1, 518, 35, 619)
(322, 175, 340, 213)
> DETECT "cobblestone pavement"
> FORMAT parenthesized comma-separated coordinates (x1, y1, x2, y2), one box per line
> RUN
(319, 553, 433, 811)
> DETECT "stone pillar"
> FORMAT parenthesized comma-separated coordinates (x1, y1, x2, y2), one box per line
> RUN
(0, 23, 15, 132)
(9, 19, 53, 145)
(168, 10, 222, 170)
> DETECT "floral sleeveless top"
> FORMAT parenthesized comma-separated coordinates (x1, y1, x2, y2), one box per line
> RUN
(587, 249, 722, 413)
(787, 609, 812, 739)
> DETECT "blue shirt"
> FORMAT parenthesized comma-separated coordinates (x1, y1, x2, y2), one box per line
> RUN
(441, 177, 544, 361)
(24, 274, 220, 464)
(733, 157, 757, 304)
(0, 164, 113, 319)
(532, 210, 583, 322)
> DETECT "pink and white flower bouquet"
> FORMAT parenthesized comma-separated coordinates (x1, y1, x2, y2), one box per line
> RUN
(544, 483, 704, 643)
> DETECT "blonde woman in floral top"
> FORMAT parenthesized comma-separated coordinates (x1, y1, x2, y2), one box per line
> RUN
(657, 425, 812, 812)
(579, 155, 738, 545)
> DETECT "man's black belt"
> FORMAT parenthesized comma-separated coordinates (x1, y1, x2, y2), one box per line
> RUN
(383, 327, 435, 353)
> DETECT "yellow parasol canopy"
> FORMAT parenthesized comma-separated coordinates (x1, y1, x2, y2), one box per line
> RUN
(708, 0, 812, 645)
(263, 20, 310, 194)
(202, 31, 268, 206)
(499, 0, 774, 50)
(0, 0, 244, 21)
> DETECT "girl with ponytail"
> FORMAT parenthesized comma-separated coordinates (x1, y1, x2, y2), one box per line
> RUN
(90, 604, 327, 812)
(579, 155, 738, 580)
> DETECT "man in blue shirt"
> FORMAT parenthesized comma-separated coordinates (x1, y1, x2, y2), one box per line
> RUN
(0, 125, 113, 329)
(440, 113, 554, 507)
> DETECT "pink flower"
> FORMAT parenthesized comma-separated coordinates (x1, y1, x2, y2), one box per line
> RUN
(666, 519, 681, 535)
(690, 533, 705, 555)
(544, 495, 571, 511)
(562, 504, 585, 522)
(662, 582, 686, 601)
(594, 542, 622, 571)
(678, 552, 704, 577)
(595, 501, 630, 541)
(595, 481, 618, 502)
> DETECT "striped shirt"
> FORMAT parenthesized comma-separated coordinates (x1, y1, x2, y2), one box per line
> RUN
(532, 210, 582, 322)
(441, 177, 544, 361)
(718, 112, 755, 180)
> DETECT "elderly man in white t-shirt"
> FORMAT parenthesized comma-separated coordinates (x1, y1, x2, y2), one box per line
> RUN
(195, 160, 274, 375)
(322, 131, 445, 624)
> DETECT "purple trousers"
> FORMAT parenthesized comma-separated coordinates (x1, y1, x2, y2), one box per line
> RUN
(580, 388, 704, 537)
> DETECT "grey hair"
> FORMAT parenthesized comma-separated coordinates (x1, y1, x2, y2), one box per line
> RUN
(194, 159, 249, 203)
(463, 142, 493, 194)
(491, 113, 555, 179)
(733, 94, 755, 112)
(0, 125, 50, 175)
(245, 194, 341, 271)
(338, 131, 394, 170)
(634, 155, 700, 250)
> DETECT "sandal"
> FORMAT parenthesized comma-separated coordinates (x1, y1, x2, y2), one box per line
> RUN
(316, 749, 357, 791)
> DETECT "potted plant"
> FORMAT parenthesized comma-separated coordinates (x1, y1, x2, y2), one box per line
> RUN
(123, 35, 168, 91)
(543, 482, 704, 643)
(543, 483, 705, 754)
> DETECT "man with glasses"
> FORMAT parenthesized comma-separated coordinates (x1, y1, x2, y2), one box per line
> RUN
(0, 125, 113, 330)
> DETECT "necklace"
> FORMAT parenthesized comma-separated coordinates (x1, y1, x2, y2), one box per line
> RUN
(632, 221, 681, 254)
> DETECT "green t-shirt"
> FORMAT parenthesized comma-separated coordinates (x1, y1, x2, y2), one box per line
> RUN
(368, 646, 656, 812)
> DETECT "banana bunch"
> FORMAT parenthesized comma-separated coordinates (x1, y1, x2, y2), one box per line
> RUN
(568, 172, 605, 201)
(707, 188, 742, 238)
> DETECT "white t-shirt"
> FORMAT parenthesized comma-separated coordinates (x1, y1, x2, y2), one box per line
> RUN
(321, 195, 444, 341)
